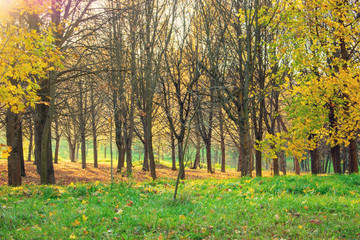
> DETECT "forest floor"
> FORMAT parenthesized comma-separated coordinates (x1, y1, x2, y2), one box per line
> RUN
(0, 160, 258, 186)
(1, 174, 359, 239)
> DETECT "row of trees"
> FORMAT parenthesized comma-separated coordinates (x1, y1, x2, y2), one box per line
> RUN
(1, 0, 359, 186)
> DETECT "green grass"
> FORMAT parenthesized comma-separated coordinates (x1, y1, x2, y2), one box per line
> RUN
(0, 175, 359, 239)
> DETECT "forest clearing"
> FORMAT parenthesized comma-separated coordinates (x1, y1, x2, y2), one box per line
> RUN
(1, 0, 360, 239)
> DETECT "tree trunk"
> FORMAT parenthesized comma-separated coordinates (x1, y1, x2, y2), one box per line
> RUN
(18, 125, 26, 177)
(219, 107, 226, 172)
(240, 121, 251, 176)
(171, 130, 177, 170)
(205, 141, 213, 173)
(142, 140, 149, 171)
(255, 149, 262, 177)
(349, 138, 358, 174)
(91, 87, 98, 168)
(67, 137, 76, 163)
(331, 145, 342, 174)
(294, 156, 300, 175)
(35, 80, 56, 184)
(53, 117, 60, 164)
(220, 133, 226, 173)
(93, 134, 98, 168)
(126, 139, 133, 177)
(54, 136, 60, 164)
(279, 150, 286, 175)
(27, 120, 33, 162)
(191, 132, 201, 170)
(310, 147, 319, 175)
(6, 109, 22, 186)
(237, 147, 242, 172)
(178, 140, 185, 179)
(273, 155, 279, 176)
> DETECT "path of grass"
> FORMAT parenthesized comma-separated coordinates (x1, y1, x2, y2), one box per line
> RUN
(0, 174, 359, 239)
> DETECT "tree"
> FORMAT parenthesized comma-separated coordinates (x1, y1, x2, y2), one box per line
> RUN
(1, 0, 61, 186)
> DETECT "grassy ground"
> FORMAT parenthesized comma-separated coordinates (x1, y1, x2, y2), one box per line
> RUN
(0, 174, 359, 239)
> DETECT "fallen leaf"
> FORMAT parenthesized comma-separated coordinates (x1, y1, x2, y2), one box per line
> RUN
(72, 220, 80, 226)
(309, 219, 322, 225)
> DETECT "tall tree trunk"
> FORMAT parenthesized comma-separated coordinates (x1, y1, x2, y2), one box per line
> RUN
(147, 118, 157, 180)
(279, 150, 286, 175)
(240, 123, 251, 176)
(171, 130, 177, 170)
(142, 139, 149, 171)
(27, 121, 33, 162)
(310, 148, 319, 175)
(125, 94, 135, 177)
(178, 140, 185, 179)
(126, 138, 133, 177)
(219, 109, 226, 172)
(6, 109, 22, 186)
(54, 136, 60, 164)
(78, 79, 86, 169)
(93, 130, 98, 168)
(205, 140, 213, 173)
(237, 147, 242, 172)
(53, 117, 59, 164)
(329, 104, 342, 174)
(91, 87, 98, 168)
(18, 125, 25, 177)
(273, 155, 279, 176)
(294, 156, 300, 175)
(115, 119, 125, 171)
(348, 138, 358, 174)
(191, 131, 201, 170)
(331, 145, 341, 174)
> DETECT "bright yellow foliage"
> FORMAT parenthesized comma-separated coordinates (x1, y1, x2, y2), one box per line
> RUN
(258, 0, 360, 158)
(0, 0, 61, 156)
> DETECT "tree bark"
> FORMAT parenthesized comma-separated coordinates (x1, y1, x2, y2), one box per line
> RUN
(273, 155, 279, 176)
(205, 140, 213, 173)
(6, 109, 22, 186)
(294, 156, 300, 175)
(171, 130, 177, 170)
(142, 139, 149, 171)
(18, 125, 25, 177)
(27, 122, 33, 162)
(178, 140, 185, 179)
(310, 147, 319, 174)
(91, 87, 98, 168)
(219, 110, 226, 172)
(279, 150, 286, 175)
(348, 138, 358, 174)
(191, 131, 201, 170)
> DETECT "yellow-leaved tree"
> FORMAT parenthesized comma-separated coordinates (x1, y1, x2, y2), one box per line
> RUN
(259, 0, 360, 174)
(1, 0, 61, 186)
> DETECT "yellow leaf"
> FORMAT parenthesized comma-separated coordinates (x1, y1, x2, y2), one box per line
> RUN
(72, 220, 80, 226)
(298, 225, 303, 229)
(82, 215, 88, 221)
(179, 215, 186, 220)
(69, 233, 76, 239)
